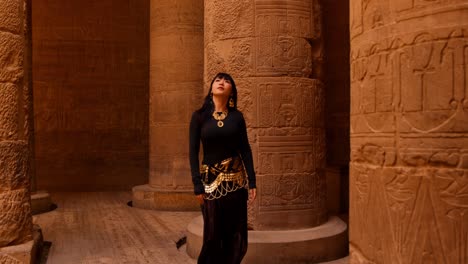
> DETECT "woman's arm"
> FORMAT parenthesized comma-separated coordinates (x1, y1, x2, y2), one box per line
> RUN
(189, 112, 205, 195)
(238, 113, 256, 189)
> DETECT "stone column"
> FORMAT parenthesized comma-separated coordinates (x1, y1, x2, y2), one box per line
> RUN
(187, 1, 348, 263)
(132, 0, 204, 210)
(205, 0, 326, 232)
(0, 0, 39, 263)
(350, 0, 468, 263)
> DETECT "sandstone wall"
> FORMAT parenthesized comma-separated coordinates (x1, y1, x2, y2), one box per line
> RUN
(350, 0, 468, 263)
(32, 0, 149, 191)
(0, 0, 33, 247)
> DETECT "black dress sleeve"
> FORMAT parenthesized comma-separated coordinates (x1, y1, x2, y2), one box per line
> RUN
(238, 113, 256, 189)
(189, 111, 205, 195)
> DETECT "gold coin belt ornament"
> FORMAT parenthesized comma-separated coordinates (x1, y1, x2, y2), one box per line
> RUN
(212, 111, 228, 127)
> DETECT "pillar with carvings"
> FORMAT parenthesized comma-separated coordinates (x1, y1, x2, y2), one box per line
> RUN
(0, 0, 37, 262)
(132, 0, 204, 210)
(187, 1, 348, 263)
(204, 0, 327, 231)
(350, 0, 468, 263)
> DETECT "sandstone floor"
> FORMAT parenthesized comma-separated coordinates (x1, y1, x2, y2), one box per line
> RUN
(33, 192, 199, 264)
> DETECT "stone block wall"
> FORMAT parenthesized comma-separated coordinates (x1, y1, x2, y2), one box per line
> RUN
(32, 0, 149, 191)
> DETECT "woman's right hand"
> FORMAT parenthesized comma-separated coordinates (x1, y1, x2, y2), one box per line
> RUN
(196, 194, 204, 205)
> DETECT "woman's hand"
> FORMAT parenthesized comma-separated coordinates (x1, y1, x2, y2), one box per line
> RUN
(196, 194, 204, 205)
(248, 188, 256, 204)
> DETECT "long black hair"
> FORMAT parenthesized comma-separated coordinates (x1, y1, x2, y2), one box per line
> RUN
(196, 72, 238, 123)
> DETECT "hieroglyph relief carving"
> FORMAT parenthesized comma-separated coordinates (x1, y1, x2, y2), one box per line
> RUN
(351, 28, 468, 166)
(256, 79, 326, 212)
(205, 0, 325, 228)
(255, 0, 320, 77)
(0, 255, 22, 264)
(350, 0, 468, 263)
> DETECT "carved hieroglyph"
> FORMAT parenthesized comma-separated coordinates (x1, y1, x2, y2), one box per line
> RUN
(350, 0, 468, 263)
(205, 0, 326, 230)
(149, 0, 204, 190)
(0, 0, 33, 247)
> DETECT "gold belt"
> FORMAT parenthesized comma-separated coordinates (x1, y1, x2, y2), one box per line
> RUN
(200, 156, 248, 200)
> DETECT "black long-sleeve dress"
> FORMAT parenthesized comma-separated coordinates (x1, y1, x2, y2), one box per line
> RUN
(189, 109, 256, 264)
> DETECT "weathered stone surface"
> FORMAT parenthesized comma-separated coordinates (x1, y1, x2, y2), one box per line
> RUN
(0, 83, 19, 140)
(0, 142, 28, 191)
(350, 0, 468, 263)
(0, 225, 43, 264)
(0, 188, 32, 246)
(32, 0, 149, 191)
(132, 185, 199, 211)
(0, 0, 33, 250)
(0, 33, 23, 84)
(205, 0, 327, 230)
(30, 191, 53, 215)
(0, 1, 22, 34)
(137, 0, 204, 209)
(33, 192, 198, 264)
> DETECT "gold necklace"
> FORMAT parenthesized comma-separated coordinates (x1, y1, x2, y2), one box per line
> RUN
(212, 111, 228, 127)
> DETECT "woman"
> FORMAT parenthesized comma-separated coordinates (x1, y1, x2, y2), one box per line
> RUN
(189, 72, 257, 264)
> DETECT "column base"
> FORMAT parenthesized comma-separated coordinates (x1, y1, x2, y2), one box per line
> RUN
(132, 184, 199, 211)
(187, 215, 348, 264)
(31, 190, 54, 215)
(0, 225, 43, 264)
(319, 256, 349, 264)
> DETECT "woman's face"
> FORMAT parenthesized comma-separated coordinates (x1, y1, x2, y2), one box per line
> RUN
(211, 77, 232, 97)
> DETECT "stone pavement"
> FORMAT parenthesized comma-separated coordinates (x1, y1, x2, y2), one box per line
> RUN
(33, 192, 349, 264)
(33, 192, 199, 264)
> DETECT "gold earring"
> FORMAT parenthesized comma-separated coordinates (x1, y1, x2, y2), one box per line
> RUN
(229, 97, 235, 107)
